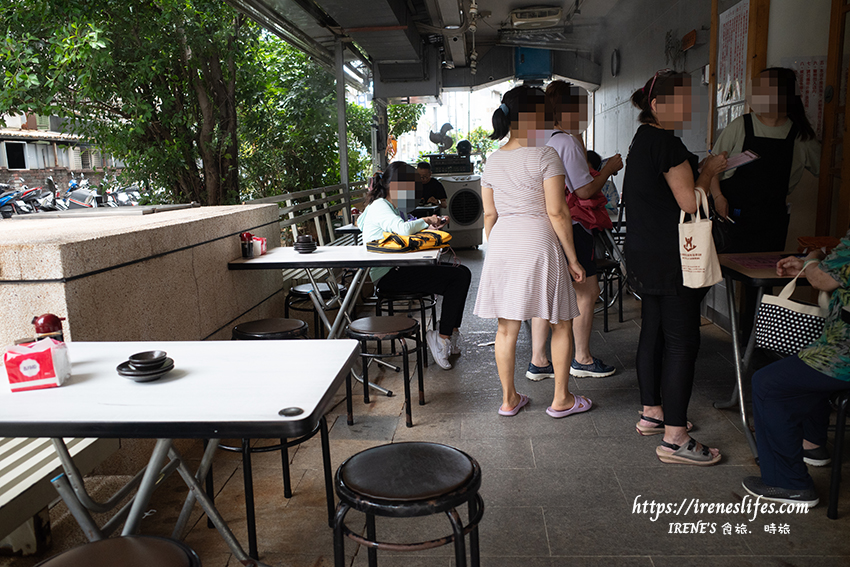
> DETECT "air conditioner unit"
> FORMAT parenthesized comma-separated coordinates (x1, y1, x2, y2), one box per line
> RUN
(511, 6, 563, 29)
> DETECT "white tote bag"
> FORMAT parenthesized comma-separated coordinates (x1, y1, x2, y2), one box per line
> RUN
(678, 187, 722, 289)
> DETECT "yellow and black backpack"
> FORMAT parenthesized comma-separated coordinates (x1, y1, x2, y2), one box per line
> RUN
(366, 230, 452, 253)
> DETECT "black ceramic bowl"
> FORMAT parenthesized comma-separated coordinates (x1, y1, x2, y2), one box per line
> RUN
(128, 350, 168, 369)
(296, 235, 314, 243)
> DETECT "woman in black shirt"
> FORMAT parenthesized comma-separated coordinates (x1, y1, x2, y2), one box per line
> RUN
(624, 71, 727, 465)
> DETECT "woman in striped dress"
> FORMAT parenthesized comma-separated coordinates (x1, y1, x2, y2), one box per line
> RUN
(474, 85, 591, 419)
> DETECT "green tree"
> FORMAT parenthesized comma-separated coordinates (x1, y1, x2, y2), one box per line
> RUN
(387, 103, 425, 136)
(237, 34, 371, 200)
(0, 0, 254, 205)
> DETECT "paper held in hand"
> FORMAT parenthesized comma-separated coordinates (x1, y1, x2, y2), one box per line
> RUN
(722, 150, 759, 172)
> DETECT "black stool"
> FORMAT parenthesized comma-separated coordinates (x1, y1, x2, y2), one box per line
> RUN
(34, 536, 201, 567)
(285, 283, 346, 338)
(828, 389, 850, 519)
(232, 317, 308, 340)
(209, 317, 345, 560)
(375, 290, 437, 365)
(594, 257, 624, 332)
(347, 316, 424, 427)
(333, 442, 483, 567)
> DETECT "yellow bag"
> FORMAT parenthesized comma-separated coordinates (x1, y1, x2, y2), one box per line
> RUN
(366, 230, 452, 253)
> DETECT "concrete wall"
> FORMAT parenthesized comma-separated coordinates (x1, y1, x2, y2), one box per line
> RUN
(0, 205, 285, 348)
(591, 0, 715, 162)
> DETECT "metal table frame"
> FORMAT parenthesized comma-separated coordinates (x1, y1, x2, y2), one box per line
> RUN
(230, 247, 441, 394)
(0, 340, 359, 567)
(713, 253, 808, 460)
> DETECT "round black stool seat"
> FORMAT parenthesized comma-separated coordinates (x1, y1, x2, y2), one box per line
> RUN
(339, 442, 476, 513)
(289, 282, 345, 298)
(34, 536, 200, 567)
(232, 318, 308, 340)
(347, 316, 418, 340)
(333, 442, 484, 567)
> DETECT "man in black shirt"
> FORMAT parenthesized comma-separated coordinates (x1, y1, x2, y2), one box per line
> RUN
(417, 162, 447, 209)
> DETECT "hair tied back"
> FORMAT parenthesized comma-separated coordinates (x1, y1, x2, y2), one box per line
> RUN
(499, 103, 510, 116)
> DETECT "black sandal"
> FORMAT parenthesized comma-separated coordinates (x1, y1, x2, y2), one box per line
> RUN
(635, 414, 694, 436)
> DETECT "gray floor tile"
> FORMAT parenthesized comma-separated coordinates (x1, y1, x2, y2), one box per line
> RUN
(544, 504, 751, 556)
(462, 408, 598, 440)
(480, 467, 625, 509)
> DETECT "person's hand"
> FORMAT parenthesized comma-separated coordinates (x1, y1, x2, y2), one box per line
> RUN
(603, 154, 623, 175)
(426, 196, 439, 205)
(712, 193, 729, 218)
(568, 260, 585, 284)
(703, 152, 728, 177)
(776, 256, 805, 277)
(424, 215, 446, 229)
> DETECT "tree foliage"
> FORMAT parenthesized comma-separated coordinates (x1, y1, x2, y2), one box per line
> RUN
(1, 1, 382, 205)
(237, 34, 373, 200)
(387, 103, 425, 137)
(0, 0, 251, 205)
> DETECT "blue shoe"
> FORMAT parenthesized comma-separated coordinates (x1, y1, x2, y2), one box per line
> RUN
(526, 361, 555, 381)
(570, 357, 615, 378)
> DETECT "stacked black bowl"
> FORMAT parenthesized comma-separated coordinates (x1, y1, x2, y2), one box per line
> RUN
(117, 350, 175, 382)
(295, 234, 317, 254)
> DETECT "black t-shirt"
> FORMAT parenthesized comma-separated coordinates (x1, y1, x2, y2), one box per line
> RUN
(421, 178, 447, 204)
(623, 124, 699, 295)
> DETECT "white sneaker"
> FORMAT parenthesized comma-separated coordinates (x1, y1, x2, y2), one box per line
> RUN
(450, 330, 463, 355)
(426, 330, 452, 370)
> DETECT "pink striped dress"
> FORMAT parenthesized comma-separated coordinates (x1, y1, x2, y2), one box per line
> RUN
(474, 145, 580, 323)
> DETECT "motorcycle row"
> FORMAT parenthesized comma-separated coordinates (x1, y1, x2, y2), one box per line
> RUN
(0, 174, 142, 218)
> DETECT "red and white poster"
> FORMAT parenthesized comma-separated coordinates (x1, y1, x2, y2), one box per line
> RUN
(782, 56, 827, 140)
(717, 0, 749, 108)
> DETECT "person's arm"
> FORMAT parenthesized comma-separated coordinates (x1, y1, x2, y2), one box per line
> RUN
(777, 249, 841, 293)
(544, 174, 585, 283)
(574, 155, 623, 199)
(371, 200, 428, 235)
(482, 185, 497, 240)
(709, 175, 728, 217)
(664, 153, 727, 214)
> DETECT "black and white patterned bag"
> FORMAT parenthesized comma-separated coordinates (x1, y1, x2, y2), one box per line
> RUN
(755, 266, 830, 355)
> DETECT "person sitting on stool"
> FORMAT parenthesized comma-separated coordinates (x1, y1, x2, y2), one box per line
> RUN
(357, 161, 472, 370)
(417, 161, 448, 209)
(743, 237, 850, 507)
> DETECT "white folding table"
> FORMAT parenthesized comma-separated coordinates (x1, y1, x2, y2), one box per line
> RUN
(0, 340, 359, 567)
(229, 246, 440, 341)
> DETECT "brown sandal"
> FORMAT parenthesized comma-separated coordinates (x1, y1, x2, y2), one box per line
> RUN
(656, 438, 721, 466)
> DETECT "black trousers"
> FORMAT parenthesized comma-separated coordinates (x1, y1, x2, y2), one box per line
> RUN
(636, 287, 709, 427)
(753, 355, 847, 490)
(376, 263, 472, 336)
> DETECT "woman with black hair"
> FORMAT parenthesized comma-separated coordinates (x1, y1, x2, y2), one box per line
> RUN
(356, 161, 472, 370)
(474, 85, 590, 419)
(711, 67, 821, 252)
(624, 70, 728, 465)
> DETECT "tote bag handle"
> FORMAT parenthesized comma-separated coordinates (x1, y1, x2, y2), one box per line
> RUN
(679, 187, 710, 224)
(777, 260, 830, 311)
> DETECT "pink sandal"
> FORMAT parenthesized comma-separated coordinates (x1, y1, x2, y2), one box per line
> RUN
(498, 393, 529, 416)
(546, 394, 592, 418)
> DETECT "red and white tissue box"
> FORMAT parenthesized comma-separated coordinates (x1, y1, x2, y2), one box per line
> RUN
(253, 236, 267, 256)
(3, 338, 71, 392)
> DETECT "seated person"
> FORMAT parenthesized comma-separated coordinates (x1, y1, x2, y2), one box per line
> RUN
(417, 161, 448, 209)
(587, 150, 620, 214)
(357, 161, 472, 370)
(743, 236, 850, 507)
